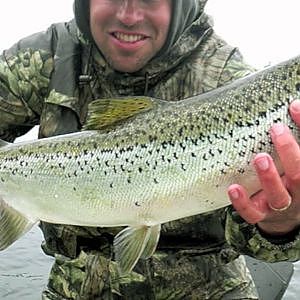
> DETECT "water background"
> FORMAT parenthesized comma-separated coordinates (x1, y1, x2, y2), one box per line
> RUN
(0, 227, 53, 299)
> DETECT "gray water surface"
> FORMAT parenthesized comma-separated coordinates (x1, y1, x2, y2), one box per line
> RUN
(0, 227, 53, 300)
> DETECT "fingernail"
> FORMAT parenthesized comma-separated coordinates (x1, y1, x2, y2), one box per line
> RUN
(271, 123, 285, 136)
(229, 188, 240, 200)
(255, 155, 269, 171)
(290, 100, 300, 114)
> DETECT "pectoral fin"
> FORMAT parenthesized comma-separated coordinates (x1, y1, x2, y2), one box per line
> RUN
(0, 198, 37, 250)
(113, 224, 161, 274)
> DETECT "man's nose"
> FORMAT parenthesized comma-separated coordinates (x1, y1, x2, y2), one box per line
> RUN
(116, 0, 144, 27)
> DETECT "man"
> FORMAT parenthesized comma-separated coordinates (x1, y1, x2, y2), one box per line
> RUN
(1, 0, 300, 299)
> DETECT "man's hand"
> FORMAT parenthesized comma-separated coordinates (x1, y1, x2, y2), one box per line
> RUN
(227, 100, 300, 236)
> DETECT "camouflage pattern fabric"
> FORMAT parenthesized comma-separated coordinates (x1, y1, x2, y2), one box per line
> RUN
(0, 10, 298, 300)
(41, 252, 257, 300)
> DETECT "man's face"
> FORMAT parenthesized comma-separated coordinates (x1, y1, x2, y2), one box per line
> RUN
(90, 0, 171, 73)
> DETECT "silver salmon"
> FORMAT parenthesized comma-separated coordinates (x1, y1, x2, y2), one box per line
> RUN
(0, 56, 300, 273)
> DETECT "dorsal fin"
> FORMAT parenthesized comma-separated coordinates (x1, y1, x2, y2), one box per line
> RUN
(83, 96, 156, 130)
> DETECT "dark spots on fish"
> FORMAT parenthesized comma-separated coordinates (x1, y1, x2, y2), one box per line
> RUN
(209, 149, 215, 157)
(0, 177, 5, 182)
(220, 169, 226, 175)
(161, 141, 168, 149)
(173, 152, 179, 160)
(295, 82, 300, 92)
(239, 150, 246, 157)
(138, 167, 143, 173)
(119, 148, 126, 154)
(153, 178, 159, 184)
(73, 187, 77, 191)
(238, 168, 245, 174)
(254, 119, 260, 126)
(282, 74, 288, 81)
(148, 135, 158, 143)
(181, 163, 186, 171)
(135, 201, 141, 207)
(73, 170, 78, 177)
(20, 160, 28, 167)
(105, 160, 109, 167)
(113, 165, 117, 174)
(110, 182, 114, 188)
(273, 117, 282, 123)
(191, 152, 197, 158)
(258, 111, 267, 118)
(245, 121, 254, 127)
(191, 138, 199, 146)
(235, 120, 244, 127)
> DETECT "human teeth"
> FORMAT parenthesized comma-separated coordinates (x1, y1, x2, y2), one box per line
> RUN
(114, 32, 144, 42)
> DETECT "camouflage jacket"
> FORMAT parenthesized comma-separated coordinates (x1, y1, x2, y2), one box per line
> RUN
(1, 18, 300, 264)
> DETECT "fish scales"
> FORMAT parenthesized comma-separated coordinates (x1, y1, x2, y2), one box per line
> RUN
(0, 56, 300, 273)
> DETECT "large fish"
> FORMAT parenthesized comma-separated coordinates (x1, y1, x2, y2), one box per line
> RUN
(0, 56, 300, 273)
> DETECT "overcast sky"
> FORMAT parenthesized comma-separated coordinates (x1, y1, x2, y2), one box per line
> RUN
(0, 0, 299, 68)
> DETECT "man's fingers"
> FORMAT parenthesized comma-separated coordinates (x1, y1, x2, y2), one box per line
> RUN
(253, 152, 291, 210)
(271, 123, 300, 189)
(228, 184, 265, 224)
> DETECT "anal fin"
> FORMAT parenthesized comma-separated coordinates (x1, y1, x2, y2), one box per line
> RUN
(0, 198, 37, 250)
(113, 224, 161, 274)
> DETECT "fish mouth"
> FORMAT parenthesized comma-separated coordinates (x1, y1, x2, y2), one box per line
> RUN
(112, 31, 148, 43)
